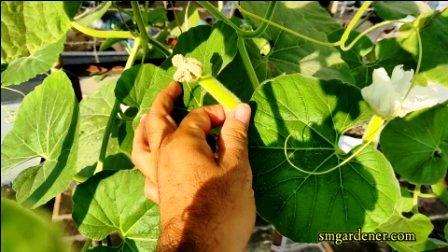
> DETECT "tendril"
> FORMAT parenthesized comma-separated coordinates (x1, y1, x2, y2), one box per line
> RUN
(284, 119, 383, 175)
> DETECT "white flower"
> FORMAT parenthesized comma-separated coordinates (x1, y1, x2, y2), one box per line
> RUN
(338, 135, 363, 154)
(172, 54, 203, 83)
(361, 65, 448, 119)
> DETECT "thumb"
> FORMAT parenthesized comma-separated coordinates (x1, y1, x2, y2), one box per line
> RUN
(218, 103, 251, 165)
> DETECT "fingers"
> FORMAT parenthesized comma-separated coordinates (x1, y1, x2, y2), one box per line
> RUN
(177, 104, 226, 139)
(218, 103, 251, 166)
(144, 178, 159, 204)
(132, 115, 150, 173)
(146, 81, 181, 150)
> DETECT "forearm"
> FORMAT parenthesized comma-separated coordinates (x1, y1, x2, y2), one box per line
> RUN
(157, 178, 251, 251)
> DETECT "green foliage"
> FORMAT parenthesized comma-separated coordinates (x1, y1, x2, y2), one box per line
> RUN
(1, 71, 78, 208)
(249, 73, 401, 242)
(76, 77, 133, 179)
(397, 10, 448, 86)
(116, 64, 172, 126)
(373, 1, 431, 20)
(73, 169, 160, 251)
(377, 213, 434, 251)
(380, 104, 448, 185)
(1, 199, 68, 252)
(2, 2, 448, 251)
(1, 2, 71, 85)
(241, 2, 355, 85)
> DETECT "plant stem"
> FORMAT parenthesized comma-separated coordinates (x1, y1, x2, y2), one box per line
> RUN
(340, 20, 395, 51)
(71, 21, 134, 38)
(81, 239, 92, 252)
(339, 1, 372, 48)
(241, 1, 277, 37)
(412, 185, 421, 213)
(1, 86, 26, 97)
(363, 114, 385, 146)
(94, 35, 141, 174)
(199, 75, 241, 110)
(131, 1, 171, 57)
(415, 28, 423, 74)
(237, 38, 259, 89)
(198, 1, 241, 31)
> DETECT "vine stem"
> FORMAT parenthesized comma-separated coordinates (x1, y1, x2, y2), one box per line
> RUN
(283, 115, 386, 176)
(94, 34, 141, 174)
(71, 21, 134, 38)
(415, 28, 423, 74)
(340, 20, 396, 51)
(412, 185, 421, 213)
(237, 38, 260, 89)
(1, 86, 25, 97)
(131, 1, 171, 57)
(339, 1, 372, 48)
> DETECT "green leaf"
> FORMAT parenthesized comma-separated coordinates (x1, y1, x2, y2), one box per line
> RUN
(380, 104, 448, 185)
(1, 2, 71, 85)
(142, 6, 167, 26)
(397, 11, 448, 86)
(99, 38, 126, 51)
(432, 180, 448, 206)
(374, 1, 431, 20)
(249, 73, 399, 242)
(377, 213, 433, 251)
(115, 64, 173, 127)
(1, 199, 68, 252)
(1, 37, 65, 86)
(1, 71, 77, 208)
(76, 77, 133, 179)
(169, 3, 201, 37)
(63, 1, 81, 19)
(75, 1, 111, 26)
(241, 2, 355, 85)
(397, 188, 414, 213)
(73, 169, 160, 250)
(165, 22, 238, 109)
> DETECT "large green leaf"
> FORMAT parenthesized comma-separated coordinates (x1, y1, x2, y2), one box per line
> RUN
(374, 1, 431, 20)
(397, 10, 448, 86)
(164, 22, 238, 109)
(377, 212, 433, 252)
(380, 104, 448, 185)
(76, 77, 133, 179)
(1, 199, 68, 252)
(249, 74, 399, 242)
(1, 37, 66, 86)
(1, 71, 78, 208)
(73, 169, 159, 251)
(115, 64, 173, 127)
(1, 2, 71, 85)
(241, 2, 355, 85)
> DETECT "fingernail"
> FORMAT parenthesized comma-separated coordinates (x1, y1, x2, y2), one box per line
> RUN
(233, 103, 251, 124)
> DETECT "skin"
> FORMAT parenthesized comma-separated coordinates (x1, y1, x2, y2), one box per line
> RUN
(132, 81, 256, 251)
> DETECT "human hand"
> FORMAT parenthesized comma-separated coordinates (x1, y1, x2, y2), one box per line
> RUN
(132, 82, 256, 251)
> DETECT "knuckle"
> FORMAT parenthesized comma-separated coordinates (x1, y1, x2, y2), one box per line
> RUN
(225, 129, 247, 143)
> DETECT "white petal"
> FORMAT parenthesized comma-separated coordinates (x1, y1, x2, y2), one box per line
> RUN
(172, 54, 203, 82)
(372, 67, 391, 86)
(361, 80, 401, 118)
(391, 65, 414, 98)
(400, 82, 448, 117)
(338, 135, 363, 154)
